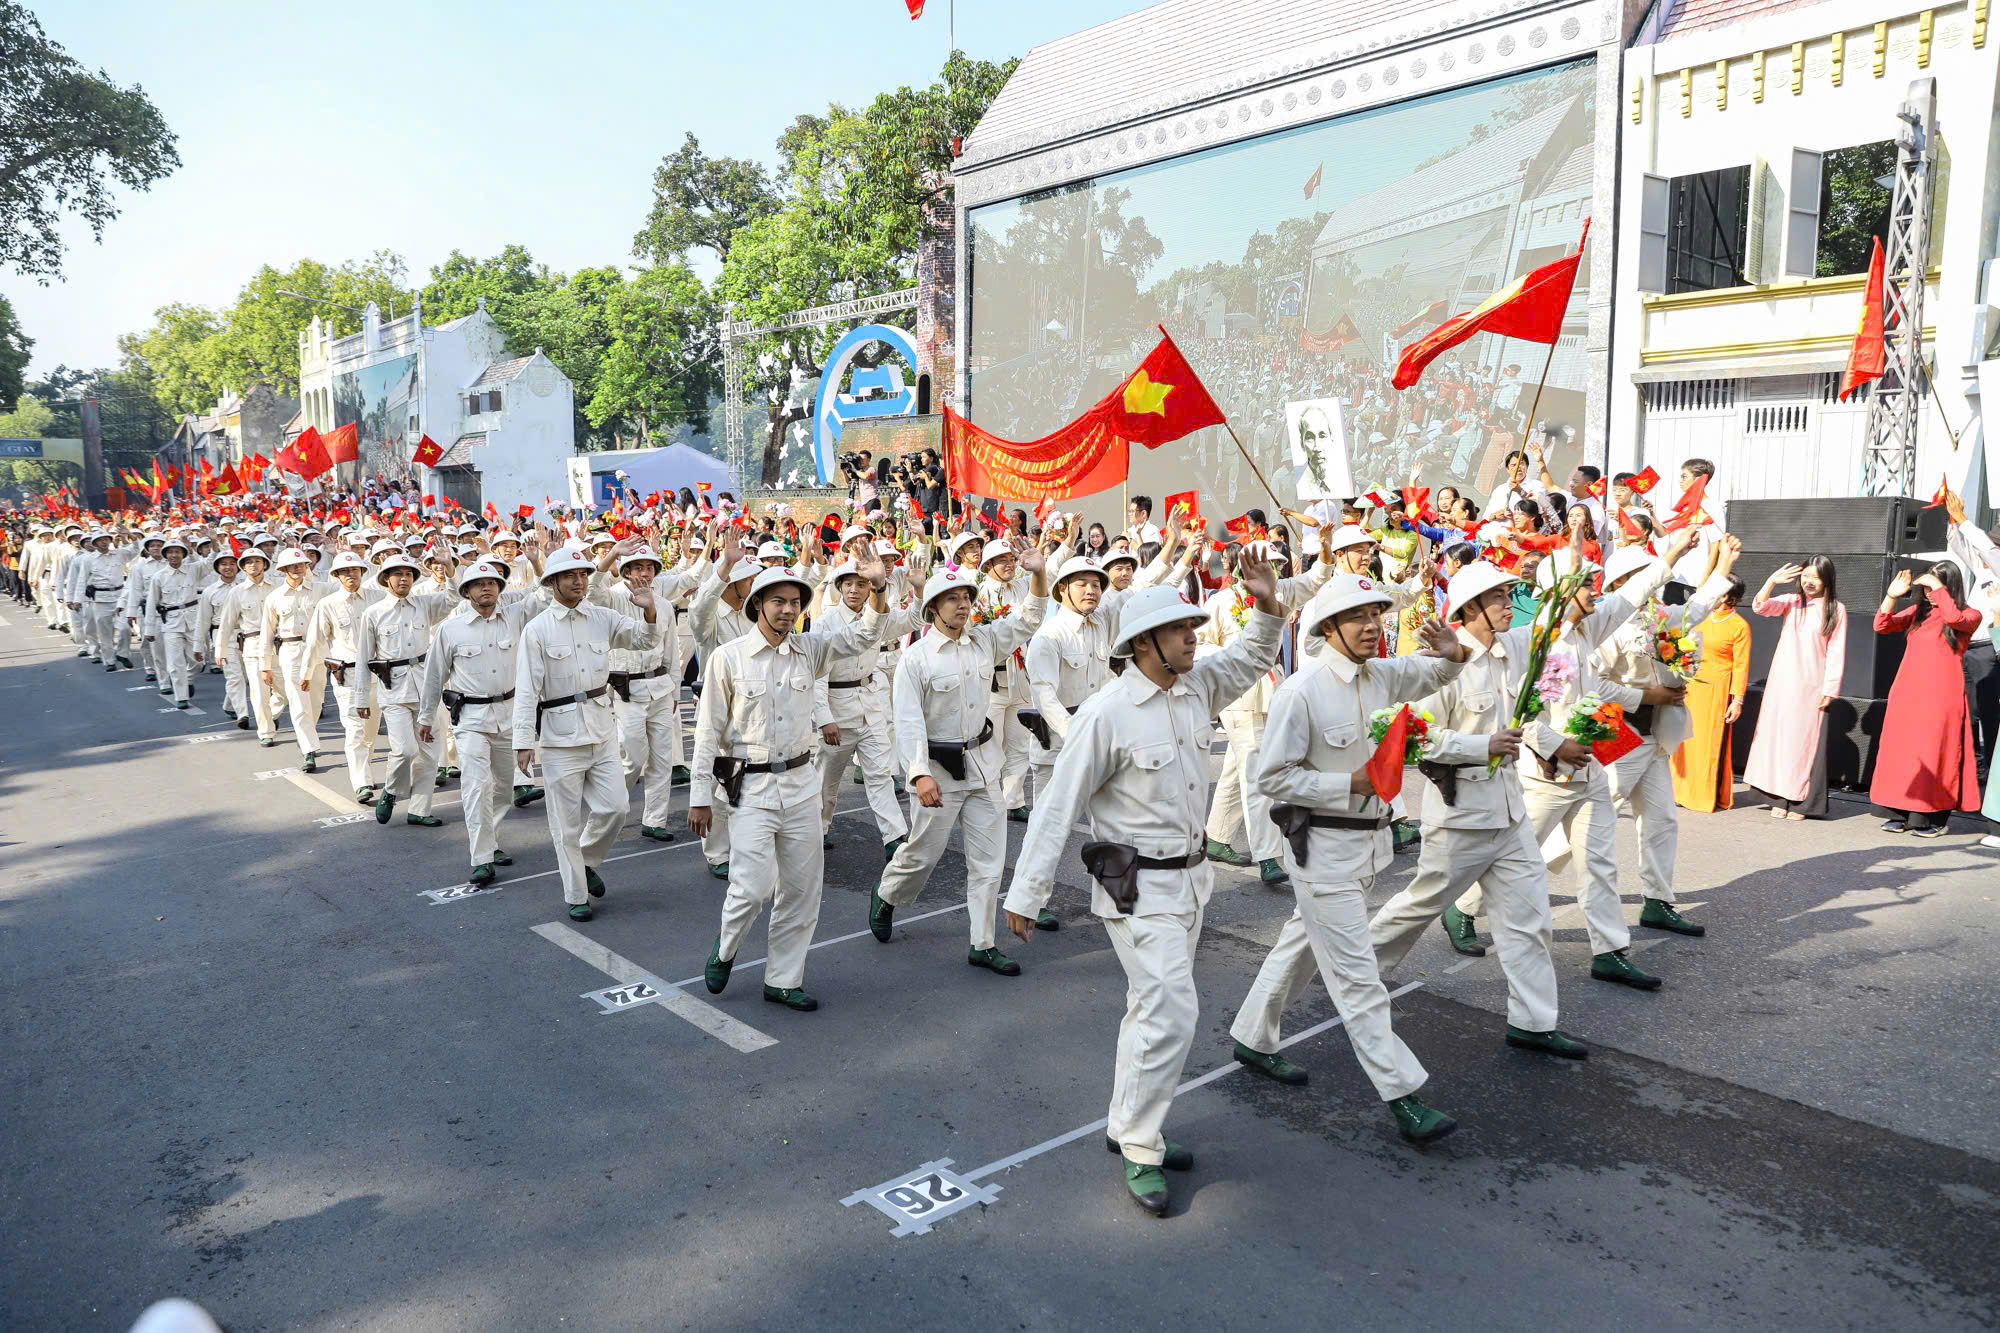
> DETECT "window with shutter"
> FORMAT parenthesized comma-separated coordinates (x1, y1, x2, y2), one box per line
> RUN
(487, 390, 503, 414)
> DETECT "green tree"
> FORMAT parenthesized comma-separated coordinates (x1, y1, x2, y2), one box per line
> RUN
(0, 294, 31, 405)
(1815, 140, 1895, 277)
(210, 252, 411, 396)
(420, 244, 552, 323)
(588, 262, 716, 446)
(632, 133, 779, 267)
(0, 0, 181, 281)
(116, 301, 223, 417)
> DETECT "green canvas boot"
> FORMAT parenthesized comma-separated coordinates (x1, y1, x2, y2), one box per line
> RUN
(869, 888, 894, 942)
(1259, 858, 1290, 887)
(968, 946, 1021, 976)
(512, 785, 544, 808)
(353, 786, 374, 806)
(1392, 819, 1422, 853)
(1591, 950, 1662, 990)
(585, 867, 606, 898)
(1233, 1040, 1308, 1085)
(1204, 837, 1252, 867)
(1389, 1094, 1458, 1143)
(1441, 904, 1484, 956)
(1008, 805, 1032, 823)
(704, 938, 731, 995)
(374, 792, 396, 824)
(640, 825, 674, 842)
(491, 848, 512, 866)
(405, 814, 443, 827)
(762, 985, 818, 1011)
(468, 863, 497, 887)
(568, 903, 592, 921)
(1035, 908, 1060, 931)
(883, 836, 906, 862)
(302, 751, 318, 773)
(708, 861, 729, 880)
(1123, 1158, 1169, 1218)
(1639, 899, 1705, 936)
(1105, 1138, 1194, 1171)
(671, 765, 691, 786)
(1505, 1026, 1589, 1059)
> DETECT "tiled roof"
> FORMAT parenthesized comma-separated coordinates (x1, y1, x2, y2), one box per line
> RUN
(1537, 143, 1594, 199)
(433, 435, 483, 468)
(961, 0, 1446, 169)
(1657, 0, 1829, 40)
(468, 356, 535, 392)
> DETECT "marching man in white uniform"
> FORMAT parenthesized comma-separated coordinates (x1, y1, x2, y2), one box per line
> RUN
(1365, 561, 1597, 1060)
(1001, 548, 1285, 1217)
(216, 550, 283, 745)
(143, 537, 206, 710)
(261, 548, 328, 772)
(420, 559, 544, 886)
(869, 543, 1049, 977)
(195, 550, 244, 720)
(592, 540, 703, 842)
(692, 551, 895, 1011)
(812, 556, 924, 860)
(688, 530, 759, 879)
(512, 542, 661, 920)
(303, 552, 384, 803)
(976, 539, 1040, 822)
(355, 552, 459, 828)
(1223, 573, 1468, 1142)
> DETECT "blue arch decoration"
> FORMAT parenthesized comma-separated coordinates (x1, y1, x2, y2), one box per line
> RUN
(811, 323, 920, 484)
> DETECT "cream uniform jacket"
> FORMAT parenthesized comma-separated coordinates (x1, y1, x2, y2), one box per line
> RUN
(811, 592, 924, 730)
(689, 608, 888, 812)
(1004, 608, 1286, 921)
(893, 595, 1048, 792)
(259, 579, 333, 660)
(508, 601, 659, 750)
(354, 591, 460, 709)
(143, 565, 207, 636)
(977, 571, 1037, 708)
(419, 598, 546, 735)
(1591, 569, 1731, 753)
(591, 565, 704, 696)
(1255, 647, 1467, 878)
(302, 584, 387, 677)
(215, 577, 278, 656)
(1024, 549, 1182, 753)
(689, 563, 754, 660)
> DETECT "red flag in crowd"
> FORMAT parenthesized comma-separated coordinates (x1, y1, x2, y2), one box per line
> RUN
(276, 427, 334, 480)
(1627, 466, 1660, 494)
(1925, 474, 1950, 508)
(1658, 474, 1710, 533)
(1224, 513, 1256, 540)
(325, 422, 360, 464)
(1303, 162, 1323, 200)
(412, 435, 444, 468)
(1393, 220, 1589, 390)
(1163, 490, 1200, 523)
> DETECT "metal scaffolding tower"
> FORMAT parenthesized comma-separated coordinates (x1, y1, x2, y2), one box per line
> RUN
(1862, 78, 1937, 498)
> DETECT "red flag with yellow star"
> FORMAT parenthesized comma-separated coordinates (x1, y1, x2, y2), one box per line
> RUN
(943, 329, 1227, 501)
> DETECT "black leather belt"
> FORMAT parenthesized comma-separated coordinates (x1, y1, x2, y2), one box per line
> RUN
(739, 751, 814, 775)
(275, 635, 305, 645)
(608, 664, 673, 702)
(443, 688, 515, 724)
(827, 677, 870, 689)
(1629, 703, 1656, 737)
(1271, 804, 1389, 868)
(368, 654, 425, 687)
(160, 598, 201, 614)
(711, 750, 813, 804)
(535, 685, 608, 735)
(325, 657, 354, 686)
(1132, 849, 1208, 870)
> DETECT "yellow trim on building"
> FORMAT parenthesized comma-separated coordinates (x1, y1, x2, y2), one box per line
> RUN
(1639, 267, 1941, 311)
(1639, 326, 1936, 364)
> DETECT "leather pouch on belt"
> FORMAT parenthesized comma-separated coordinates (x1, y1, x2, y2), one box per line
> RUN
(1268, 803, 1312, 868)
(1080, 840, 1140, 913)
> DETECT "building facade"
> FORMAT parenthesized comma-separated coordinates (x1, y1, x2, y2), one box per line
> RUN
(295, 297, 576, 512)
(1613, 0, 1999, 522)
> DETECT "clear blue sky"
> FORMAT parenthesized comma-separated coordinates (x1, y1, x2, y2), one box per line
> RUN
(11, 0, 1150, 378)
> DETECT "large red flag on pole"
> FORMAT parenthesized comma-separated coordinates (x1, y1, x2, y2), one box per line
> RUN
(324, 422, 360, 464)
(1838, 236, 1888, 401)
(1393, 220, 1590, 390)
(275, 427, 334, 480)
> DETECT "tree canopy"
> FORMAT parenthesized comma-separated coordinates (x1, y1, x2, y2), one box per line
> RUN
(0, 0, 180, 282)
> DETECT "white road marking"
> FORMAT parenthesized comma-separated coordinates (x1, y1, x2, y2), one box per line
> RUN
(962, 981, 1428, 1184)
(531, 922, 776, 1053)
(278, 769, 357, 813)
(158, 705, 207, 715)
(185, 734, 227, 745)
(126, 685, 155, 692)
(663, 901, 970, 989)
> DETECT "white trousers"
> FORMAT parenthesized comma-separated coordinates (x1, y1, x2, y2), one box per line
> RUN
(1605, 742, 1680, 904)
(1457, 767, 1629, 954)
(718, 798, 825, 989)
(539, 736, 627, 905)
(701, 794, 732, 867)
(159, 622, 197, 703)
(1370, 822, 1559, 1032)
(616, 691, 681, 829)
(84, 601, 119, 659)
(1105, 906, 1204, 1167)
(1205, 709, 1282, 861)
(1229, 878, 1428, 1101)
(876, 780, 1006, 950)
(455, 727, 513, 866)
(329, 673, 379, 788)
(378, 700, 438, 815)
(241, 650, 284, 740)
(275, 642, 324, 759)
(218, 641, 245, 717)
(819, 720, 907, 844)
(996, 702, 1033, 809)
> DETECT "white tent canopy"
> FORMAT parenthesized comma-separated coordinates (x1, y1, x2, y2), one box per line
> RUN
(566, 443, 737, 508)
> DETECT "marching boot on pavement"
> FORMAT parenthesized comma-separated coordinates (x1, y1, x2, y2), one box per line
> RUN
(356, 552, 461, 828)
(875, 542, 1050, 976)
(1200, 527, 1339, 885)
(1447, 535, 1696, 987)
(1001, 544, 1287, 1217)
(1226, 574, 1467, 1142)
(812, 557, 922, 859)
(513, 540, 662, 920)
(262, 549, 329, 770)
(422, 560, 546, 884)
(1365, 561, 1586, 1060)
(217, 551, 284, 743)
(1596, 535, 1744, 939)
(592, 539, 700, 842)
(304, 552, 384, 800)
(692, 553, 894, 1010)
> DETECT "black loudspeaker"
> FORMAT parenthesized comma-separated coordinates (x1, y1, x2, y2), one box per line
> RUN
(1726, 496, 1948, 788)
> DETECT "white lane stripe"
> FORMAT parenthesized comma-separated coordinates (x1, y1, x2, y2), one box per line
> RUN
(663, 901, 970, 989)
(531, 922, 776, 1053)
(278, 769, 357, 813)
(963, 980, 1428, 1182)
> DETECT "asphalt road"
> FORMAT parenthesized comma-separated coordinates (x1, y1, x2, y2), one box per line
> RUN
(3, 606, 1997, 1331)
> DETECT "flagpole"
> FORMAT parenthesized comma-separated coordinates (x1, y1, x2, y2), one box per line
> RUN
(1220, 420, 1286, 516)
(1920, 364, 1962, 451)
(1517, 339, 1557, 453)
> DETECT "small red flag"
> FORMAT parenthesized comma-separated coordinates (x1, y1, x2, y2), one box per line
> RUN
(227, 535, 244, 557)
(1585, 475, 1607, 499)
(1591, 714, 1644, 766)
(1365, 705, 1413, 803)
(1224, 513, 1255, 540)
(1838, 236, 1888, 401)
(696, 481, 712, 493)
(516, 503, 536, 519)
(412, 435, 444, 468)
(1658, 474, 1710, 534)
(484, 502, 499, 519)
(1163, 489, 1200, 523)
(1304, 162, 1323, 200)
(905, 0, 924, 16)
(325, 422, 360, 464)
(1925, 473, 1950, 508)
(1627, 466, 1660, 495)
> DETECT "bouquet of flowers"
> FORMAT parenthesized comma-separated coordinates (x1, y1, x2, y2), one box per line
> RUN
(1368, 705, 1436, 765)
(1638, 601, 1702, 681)
(1227, 591, 1252, 630)
(970, 598, 1011, 627)
(1521, 647, 1578, 723)
(1563, 692, 1642, 765)
(1492, 568, 1595, 772)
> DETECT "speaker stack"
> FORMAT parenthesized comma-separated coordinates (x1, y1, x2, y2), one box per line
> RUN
(1726, 495, 1948, 790)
